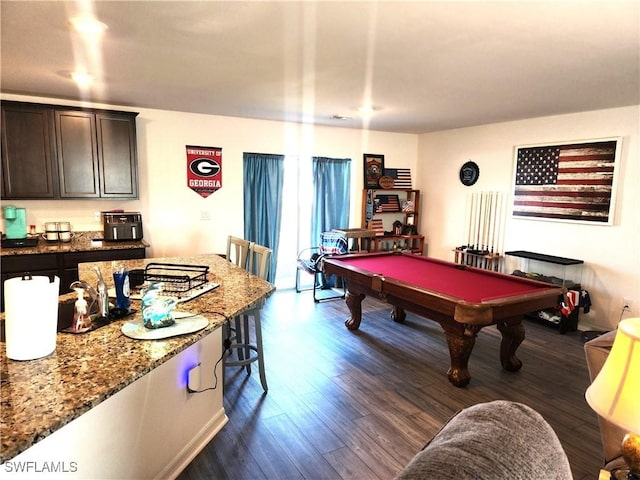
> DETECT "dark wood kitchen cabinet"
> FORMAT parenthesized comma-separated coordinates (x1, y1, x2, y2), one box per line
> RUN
(96, 112, 139, 198)
(1, 101, 139, 200)
(55, 109, 139, 198)
(55, 110, 99, 197)
(1, 103, 58, 198)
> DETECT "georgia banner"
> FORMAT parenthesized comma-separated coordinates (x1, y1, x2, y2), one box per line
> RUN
(186, 145, 222, 198)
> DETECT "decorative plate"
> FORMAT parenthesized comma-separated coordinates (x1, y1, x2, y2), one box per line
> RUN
(459, 161, 480, 186)
(378, 175, 395, 189)
(121, 311, 209, 340)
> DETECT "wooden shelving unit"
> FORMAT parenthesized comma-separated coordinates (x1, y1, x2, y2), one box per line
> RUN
(370, 234, 425, 253)
(453, 247, 502, 272)
(361, 188, 425, 254)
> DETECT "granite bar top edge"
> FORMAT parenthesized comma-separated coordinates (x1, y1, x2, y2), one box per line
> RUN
(0, 315, 227, 464)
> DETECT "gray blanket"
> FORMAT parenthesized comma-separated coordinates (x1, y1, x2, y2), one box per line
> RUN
(395, 400, 573, 480)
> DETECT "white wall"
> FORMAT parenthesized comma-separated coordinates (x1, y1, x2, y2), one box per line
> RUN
(1, 93, 417, 258)
(417, 106, 640, 331)
(4, 94, 637, 330)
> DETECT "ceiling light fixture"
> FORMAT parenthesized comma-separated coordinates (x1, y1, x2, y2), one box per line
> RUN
(70, 16, 108, 35)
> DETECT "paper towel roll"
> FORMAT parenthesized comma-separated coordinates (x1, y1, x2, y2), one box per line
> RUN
(4, 275, 60, 361)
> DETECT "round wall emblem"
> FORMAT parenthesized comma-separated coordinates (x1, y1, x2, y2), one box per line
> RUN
(459, 161, 480, 186)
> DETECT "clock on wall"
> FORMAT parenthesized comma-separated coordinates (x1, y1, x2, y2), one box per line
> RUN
(459, 161, 480, 186)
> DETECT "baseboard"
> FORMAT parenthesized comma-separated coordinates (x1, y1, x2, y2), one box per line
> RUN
(158, 408, 229, 480)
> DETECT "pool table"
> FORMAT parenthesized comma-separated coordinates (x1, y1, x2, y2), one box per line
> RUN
(322, 252, 563, 387)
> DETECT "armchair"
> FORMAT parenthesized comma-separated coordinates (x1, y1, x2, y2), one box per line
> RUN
(584, 330, 627, 472)
(395, 400, 572, 479)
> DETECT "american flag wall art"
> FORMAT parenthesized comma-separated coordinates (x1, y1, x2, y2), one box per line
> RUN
(512, 138, 621, 225)
(384, 168, 412, 189)
(374, 194, 401, 213)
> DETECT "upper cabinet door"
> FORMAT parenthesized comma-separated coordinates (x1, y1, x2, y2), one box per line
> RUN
(1, 101, 139, 200)
(1, 104, 58, 198)
(96, 113, 138, 198)
(55, 110, 100, 198)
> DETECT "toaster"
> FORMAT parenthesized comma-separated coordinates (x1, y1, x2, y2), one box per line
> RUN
(102, 212, 143, 241)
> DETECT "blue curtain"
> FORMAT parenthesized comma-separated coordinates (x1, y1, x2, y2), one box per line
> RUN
(311, 156, 351, 245)
(243, 153, 285, 283)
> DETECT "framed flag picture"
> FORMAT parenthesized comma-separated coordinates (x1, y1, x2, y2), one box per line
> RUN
(511, 137, 622, 225)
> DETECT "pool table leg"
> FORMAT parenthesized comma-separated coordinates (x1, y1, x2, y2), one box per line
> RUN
(496, 321, 525, 372)
(344, 291, 366, 330)
(391, 306, 406, 323)
(443, 325, 477, 387)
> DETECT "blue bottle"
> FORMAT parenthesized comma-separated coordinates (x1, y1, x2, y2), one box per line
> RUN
(113, 266, 131, 311)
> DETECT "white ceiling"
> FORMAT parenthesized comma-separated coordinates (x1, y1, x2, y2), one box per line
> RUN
(1, 1, 639, 134)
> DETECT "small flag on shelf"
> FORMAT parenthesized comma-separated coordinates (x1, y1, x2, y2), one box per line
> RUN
(375, 194, 401, 213)
(370, 219, 384, 236)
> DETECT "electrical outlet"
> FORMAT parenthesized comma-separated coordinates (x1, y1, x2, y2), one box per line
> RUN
(94, 211, 101, 222)
(187, 363, 201, 393)
(200, 210, 211, 221)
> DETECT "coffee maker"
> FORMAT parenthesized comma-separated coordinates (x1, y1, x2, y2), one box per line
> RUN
(3, 206, 27, 239)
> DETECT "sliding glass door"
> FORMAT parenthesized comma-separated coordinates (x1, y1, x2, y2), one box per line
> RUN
(245, 154, 351, 289)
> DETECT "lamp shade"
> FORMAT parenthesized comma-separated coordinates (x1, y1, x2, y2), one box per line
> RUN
(585, 317, 640, 434)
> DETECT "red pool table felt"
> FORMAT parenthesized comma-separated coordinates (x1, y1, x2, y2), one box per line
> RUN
(337, 253, 552, 303)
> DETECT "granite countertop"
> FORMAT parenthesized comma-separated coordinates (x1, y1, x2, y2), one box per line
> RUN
(0, 254, 275, 463)
(0, 231, 149, 256)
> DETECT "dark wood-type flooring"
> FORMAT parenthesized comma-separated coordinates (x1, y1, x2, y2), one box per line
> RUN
(178, 289, 603, 480)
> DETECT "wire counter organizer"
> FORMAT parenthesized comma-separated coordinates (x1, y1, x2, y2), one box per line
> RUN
(128, 263, 219, 302)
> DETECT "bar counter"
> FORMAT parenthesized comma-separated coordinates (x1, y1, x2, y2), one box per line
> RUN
(0, 254, 275, 471)
(0, 231, 149, 257)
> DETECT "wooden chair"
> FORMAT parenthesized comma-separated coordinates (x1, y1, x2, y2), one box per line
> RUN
(226, 235, 251, 269)
(224, 242, 271, 392)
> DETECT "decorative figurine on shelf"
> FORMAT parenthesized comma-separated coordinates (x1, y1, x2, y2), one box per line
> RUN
(402, 223, 418, 235)
(141, 282, 177, 329)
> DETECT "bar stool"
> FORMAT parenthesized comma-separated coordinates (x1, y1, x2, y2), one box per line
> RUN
(223, 236, 252, 349)
(226, 235, 251, 269)
(224, 242, 271, 392)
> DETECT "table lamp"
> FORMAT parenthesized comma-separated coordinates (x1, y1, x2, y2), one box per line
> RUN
(586, 317, 640, 480)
